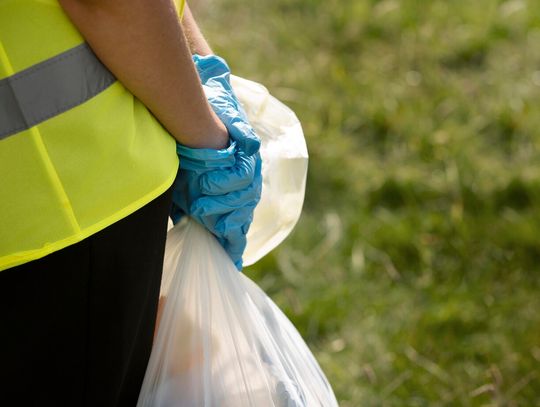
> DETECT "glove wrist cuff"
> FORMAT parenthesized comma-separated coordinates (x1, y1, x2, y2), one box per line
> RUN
(176, 140, 236, 171)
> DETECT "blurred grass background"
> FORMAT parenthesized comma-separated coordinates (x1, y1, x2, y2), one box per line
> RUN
(197, 0, 540, 405)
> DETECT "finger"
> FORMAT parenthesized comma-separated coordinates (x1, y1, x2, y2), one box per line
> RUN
(190, 185, 259, 218)
(229, 122, 260, 156)
(225, 235, 247, 271)
(199, 153, 256, 195)
(203, 84, 260, 156)
(221, 113, 260, 156)
(206, 204, 257, 270)
(191, 165, 262, 218)
(214, 204, 255, 236)
(189, 153, 261, 221)
(221, 225, 248, 270)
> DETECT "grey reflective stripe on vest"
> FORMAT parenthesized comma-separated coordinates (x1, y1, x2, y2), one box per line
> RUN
(0, 43, 116, 140)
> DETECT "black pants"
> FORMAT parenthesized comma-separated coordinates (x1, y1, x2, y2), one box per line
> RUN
(0, 186, 173, 407)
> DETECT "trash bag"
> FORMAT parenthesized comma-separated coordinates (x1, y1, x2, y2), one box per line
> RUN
(140, 76, 336, 406)
(137, 218, 339, 407)
(229, 75, 309, 266)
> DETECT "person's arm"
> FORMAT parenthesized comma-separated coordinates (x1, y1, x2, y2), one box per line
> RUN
(58, 0, 228, 149)
(181, 3, 213, 56)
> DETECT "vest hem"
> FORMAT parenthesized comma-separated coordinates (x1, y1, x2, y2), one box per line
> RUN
(0, 164, 179, 272)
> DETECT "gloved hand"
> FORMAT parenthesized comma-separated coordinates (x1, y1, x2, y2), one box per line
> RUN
(171, 54, 263, 270)
(192, 54, 260, 156)
(171, 142, 262, 270)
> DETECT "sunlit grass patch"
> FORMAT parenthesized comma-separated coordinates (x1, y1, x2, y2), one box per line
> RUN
(199, 0, 540, 404)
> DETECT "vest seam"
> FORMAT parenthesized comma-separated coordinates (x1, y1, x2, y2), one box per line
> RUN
(30, 125, 82, 234)
(0, 40, 16, 77)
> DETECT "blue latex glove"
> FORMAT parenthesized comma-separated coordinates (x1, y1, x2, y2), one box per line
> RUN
(171, 145, 262, 270)
(171, 55, 262, 270)
(192, 54, 260, 156)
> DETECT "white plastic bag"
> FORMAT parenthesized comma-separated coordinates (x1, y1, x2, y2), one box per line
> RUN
(139, 77, 337, 406)
(230, 75, 309, 266)
(137, 218, 339, 407)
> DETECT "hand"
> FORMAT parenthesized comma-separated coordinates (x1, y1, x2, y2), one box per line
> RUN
(171, 144, 262, 270)
(171, 54, 262, 270)
(192, 54, 260, 156)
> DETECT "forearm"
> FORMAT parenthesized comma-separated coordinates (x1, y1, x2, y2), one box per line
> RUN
(58, 0, 227, 149)
(182, 3, 213, 56)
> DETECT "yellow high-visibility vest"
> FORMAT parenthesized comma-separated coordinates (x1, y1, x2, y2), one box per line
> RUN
(0, 0, 186, 271)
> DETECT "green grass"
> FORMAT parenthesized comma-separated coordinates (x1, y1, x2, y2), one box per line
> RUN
(198, 0, 540, 404)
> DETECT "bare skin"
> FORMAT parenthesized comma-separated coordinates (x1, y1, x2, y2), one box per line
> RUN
(58, 0, 228, 149)
(181, 4, 213, 56)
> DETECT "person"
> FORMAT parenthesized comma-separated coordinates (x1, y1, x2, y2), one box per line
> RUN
(0, 0, 260, 405)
